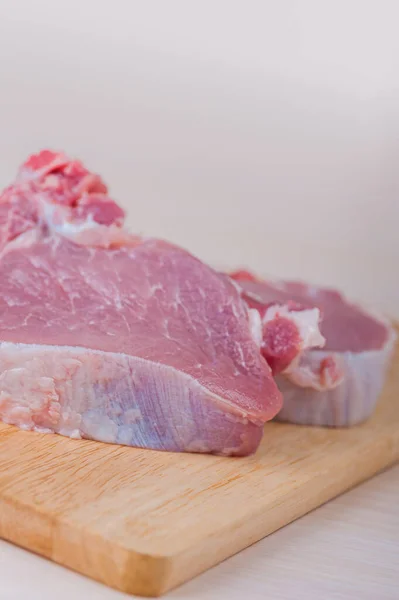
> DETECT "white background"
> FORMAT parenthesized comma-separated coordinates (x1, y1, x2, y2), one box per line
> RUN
(0, 0, 398, 316)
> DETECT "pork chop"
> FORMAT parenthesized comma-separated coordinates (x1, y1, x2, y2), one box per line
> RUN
(230, 271, 396, 426)
(0, 151, 282, 455)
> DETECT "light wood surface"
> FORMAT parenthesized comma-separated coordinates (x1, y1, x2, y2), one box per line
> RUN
(0, 464, 398, 600)
(0, 343, 398, 596)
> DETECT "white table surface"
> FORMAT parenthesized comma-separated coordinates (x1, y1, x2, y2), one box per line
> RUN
(0, 465, 397, 600)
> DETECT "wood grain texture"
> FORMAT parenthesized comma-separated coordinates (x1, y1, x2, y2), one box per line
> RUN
(0, 341, 398, 597)
(1, 465, 398, 600)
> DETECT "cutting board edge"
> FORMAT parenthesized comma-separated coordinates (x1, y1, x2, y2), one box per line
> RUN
(0, 438, 397, 597)
(164, 461, 399, 596)
(132, 440, 399, 595)
(36, 427, 399, 596)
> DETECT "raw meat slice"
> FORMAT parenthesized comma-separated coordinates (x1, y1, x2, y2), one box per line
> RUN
(230, 271, 396, 426)
(0, 151, 282, 456)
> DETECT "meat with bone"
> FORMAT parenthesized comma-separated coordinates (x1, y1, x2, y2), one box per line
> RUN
(230, 271, 396, 427)
(0, 151, 282, 456)
(230, 270, 334, 386)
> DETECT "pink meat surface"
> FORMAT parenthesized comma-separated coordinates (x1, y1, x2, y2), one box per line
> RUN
(231, 271, 396, 426)
(0, 151, 282, 455)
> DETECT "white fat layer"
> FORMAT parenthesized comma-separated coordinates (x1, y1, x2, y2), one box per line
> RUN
(263, 305, 325, 351)
(0, 342, 257, 422)
(282, 353, 345, 391)
(0, 228, 41, 259)
(40, 199, 98, 235)
(248, 308, 262, 348)
(38, 197, 134, 248)
(275, 324, 397, 425)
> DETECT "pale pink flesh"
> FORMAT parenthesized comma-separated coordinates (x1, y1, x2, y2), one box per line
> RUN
(0, 152, 282, 455)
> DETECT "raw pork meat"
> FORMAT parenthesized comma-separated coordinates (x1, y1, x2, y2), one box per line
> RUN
(0, 151, 282, 456)
(230, 271, 396, 427)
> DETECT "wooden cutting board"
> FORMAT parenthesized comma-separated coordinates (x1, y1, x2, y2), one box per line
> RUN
(0, 338, 398, 597)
